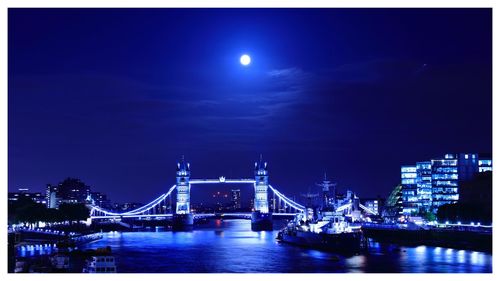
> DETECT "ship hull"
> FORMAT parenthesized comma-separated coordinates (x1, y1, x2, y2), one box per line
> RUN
(277, 229, 362, 254)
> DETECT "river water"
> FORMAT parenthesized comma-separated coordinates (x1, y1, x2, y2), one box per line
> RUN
(79, 219, 492, 273)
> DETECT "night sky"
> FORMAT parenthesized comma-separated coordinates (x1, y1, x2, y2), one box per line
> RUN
(8, 8, 492, 205)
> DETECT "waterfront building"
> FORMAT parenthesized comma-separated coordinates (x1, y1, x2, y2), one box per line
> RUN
(382, 184, 403, 220)
(400, 153, 492, 215)
(401, 165, 418, 215)
(478, 153, 492, 173)
(8, 188, 46, 205)
(416, 161, 432, 212)
(430, 154, 461, 211)
(46, 178, 91, 209)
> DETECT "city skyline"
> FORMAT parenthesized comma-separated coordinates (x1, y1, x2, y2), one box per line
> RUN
(9, 8, 492, 204)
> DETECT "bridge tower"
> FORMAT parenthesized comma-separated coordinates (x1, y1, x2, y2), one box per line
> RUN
(173, 156, 194, 230)
(251, 155, 273, 230)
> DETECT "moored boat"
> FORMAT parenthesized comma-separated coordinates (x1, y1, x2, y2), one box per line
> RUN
(277, 210, 363, 254)
(82, 246, 117, 273)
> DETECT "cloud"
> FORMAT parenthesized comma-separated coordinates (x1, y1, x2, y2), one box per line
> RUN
(324, 59, 426, 83)
(268, 67, 306, 78)
(267, 67, 313, 90)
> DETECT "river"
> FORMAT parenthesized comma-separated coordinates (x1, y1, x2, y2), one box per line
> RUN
(79, 219, 492, 273)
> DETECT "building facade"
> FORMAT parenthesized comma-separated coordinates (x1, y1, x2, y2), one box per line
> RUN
(382, 184, 403, 220)
(400, 153, 492, 215)
(401, 165, 418, 215)
(8, 188, 47, 205)
(90, 192, 112, 209)
(231, 189, 241, 210)
(362, 199, 379, 215)
(416, 161, 432, 212)
(45, 178, 91, 209)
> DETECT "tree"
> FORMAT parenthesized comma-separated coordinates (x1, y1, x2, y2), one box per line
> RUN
(42, 208, 65, 224)
(422, 211, 436, 222)
(15, 202, 46, 227)
(59, 203, 90, 224)
(436, 203, 490, 224)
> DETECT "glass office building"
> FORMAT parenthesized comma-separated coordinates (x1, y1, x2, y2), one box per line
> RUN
(431, 154, 460, 211)
(401, 165, 418, 215)
(479, 159, 492, 173)
(401, 153, 491, 215)
(416, 161, 432, 212)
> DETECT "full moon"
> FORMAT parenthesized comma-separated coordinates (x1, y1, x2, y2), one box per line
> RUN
(240, 54, 251, 66)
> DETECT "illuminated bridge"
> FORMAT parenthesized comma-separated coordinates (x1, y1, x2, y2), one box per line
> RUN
(89, 156, 305, 230)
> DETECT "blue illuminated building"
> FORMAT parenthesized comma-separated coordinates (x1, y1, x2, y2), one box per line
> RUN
(416, 161, 432, 212)
(400, 166, 418, 215)
(431, 154, 461, 211)
(401, 153, 492, 215)
(479, 159, 492, 173)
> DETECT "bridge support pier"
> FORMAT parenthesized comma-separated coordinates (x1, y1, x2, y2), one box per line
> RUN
(251, 211, 273, 231)
(172, 213, 194, 231)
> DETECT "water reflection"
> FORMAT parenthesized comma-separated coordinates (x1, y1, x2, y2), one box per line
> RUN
(17, 244, 57, 258)
(78, 219, 491, 273)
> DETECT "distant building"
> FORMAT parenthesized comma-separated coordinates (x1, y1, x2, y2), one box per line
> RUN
(113, 202, 144, 212)
(361, 199, 380, 215)
(231, 189, 241, 210)
(212, 191, 231, 211)
(400, 153, 492, 215)
(90, 192, 112, 209)
(46, 178, 91, 209)
(8, 188, 46, 205)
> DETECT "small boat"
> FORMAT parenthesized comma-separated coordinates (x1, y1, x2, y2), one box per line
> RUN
(82, 247, 117, 273)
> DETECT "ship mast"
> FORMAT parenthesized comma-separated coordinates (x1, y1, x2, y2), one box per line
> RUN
(300, 187, 319, 208)
(316, 172, 337, 210)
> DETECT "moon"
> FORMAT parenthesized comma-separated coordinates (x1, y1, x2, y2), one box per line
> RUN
(240, 54, 251, 66)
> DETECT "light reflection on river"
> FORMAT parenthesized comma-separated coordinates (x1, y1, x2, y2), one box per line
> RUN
(80, 219, 492, 273)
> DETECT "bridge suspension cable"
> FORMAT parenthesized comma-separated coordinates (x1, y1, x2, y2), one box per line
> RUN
(91, 184, 177, 217)
(91, 182, 306, 219)
(268, 184, 305, 211)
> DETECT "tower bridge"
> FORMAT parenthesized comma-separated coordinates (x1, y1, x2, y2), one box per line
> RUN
(90, 156, 305, 230)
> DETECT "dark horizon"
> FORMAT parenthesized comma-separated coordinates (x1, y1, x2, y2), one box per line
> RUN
(8, 8, 492, 204)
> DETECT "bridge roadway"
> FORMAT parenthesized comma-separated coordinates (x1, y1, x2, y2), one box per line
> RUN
(90, 212, 297, 220)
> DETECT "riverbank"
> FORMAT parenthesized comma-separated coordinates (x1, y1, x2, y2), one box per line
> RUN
(8, 226, 104, 273)
(362, 224, 492, 252)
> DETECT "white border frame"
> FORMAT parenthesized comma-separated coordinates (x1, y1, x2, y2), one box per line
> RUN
(1, 1, 497, 280)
